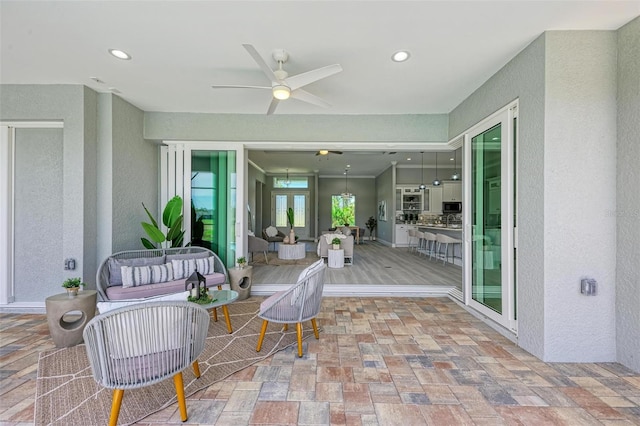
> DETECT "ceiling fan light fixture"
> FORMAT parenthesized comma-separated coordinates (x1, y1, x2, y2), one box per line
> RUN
(319, 150, 329, 155)
(272, 85, 290, 100)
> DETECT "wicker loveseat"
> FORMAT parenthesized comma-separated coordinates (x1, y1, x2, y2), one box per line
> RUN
(96, 247, 228, 301)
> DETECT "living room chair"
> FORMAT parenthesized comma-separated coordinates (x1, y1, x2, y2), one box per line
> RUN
(262, 226, 286, 251)
(83, 301, 210, 426)
(256, 259, 326, 357)
(248, 235, 269, 264)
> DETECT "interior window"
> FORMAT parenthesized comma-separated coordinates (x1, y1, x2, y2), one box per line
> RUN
(331, 195, 355, 227)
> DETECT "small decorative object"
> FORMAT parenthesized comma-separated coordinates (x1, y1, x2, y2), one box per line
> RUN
(287, 207, 296, 244)
(237, 256, 247, 269)
(185, 271, 207, 300)
(331, 237, 341, 250)
(283, 235, 290, 244)
(62, 277, 86, 297)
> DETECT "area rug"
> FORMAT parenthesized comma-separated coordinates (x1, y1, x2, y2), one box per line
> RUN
(34, 297, 312, 426)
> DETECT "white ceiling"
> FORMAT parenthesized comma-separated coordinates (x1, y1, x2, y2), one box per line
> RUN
(2, 1, 637, 175)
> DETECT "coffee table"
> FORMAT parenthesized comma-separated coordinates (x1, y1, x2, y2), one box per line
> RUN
(195, 289, 239, 334)
(278, 242, 306, 260)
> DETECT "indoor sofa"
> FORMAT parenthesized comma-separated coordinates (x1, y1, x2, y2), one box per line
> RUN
(96, 246, 228, 301)
(317, 233, 354, 265)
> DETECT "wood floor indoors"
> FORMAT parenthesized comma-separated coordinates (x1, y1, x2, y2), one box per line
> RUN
(1, 297, 639, 425)
(252, 241, 463, 289)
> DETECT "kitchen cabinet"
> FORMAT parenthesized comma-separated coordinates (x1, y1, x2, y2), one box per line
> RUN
(397, 186, 423, 214)
(426, 186, 443, 214)
(395, 224, 417, 247)
(442, 181, 462, 202)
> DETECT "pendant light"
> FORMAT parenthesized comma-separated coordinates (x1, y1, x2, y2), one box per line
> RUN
(451, 149, 460, 181)
(419, 151, 426, 190)
(341, 168, 353, 199)
(432, 153, 441, 186)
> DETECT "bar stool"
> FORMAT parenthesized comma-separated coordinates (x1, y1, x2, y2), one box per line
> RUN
(435, 234, 463, 265)
(414, 231, 425, 256)
(423, 232, 438, 259)
(407, 228, 418, 253)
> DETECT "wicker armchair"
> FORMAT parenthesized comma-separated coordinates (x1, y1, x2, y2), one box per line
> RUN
(256, 259, 326, 357)
(83, 301, 210, 426)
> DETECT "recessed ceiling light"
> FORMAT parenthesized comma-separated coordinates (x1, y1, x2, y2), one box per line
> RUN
(391, 50, 410, 62)
(108, 49, 131, 60)
(450, 157, 454, 161)
(407, 157, 411, 161)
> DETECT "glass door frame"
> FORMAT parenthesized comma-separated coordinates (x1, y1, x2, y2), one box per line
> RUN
(161, 141, 247, 263)
(462, 101, 518, 334)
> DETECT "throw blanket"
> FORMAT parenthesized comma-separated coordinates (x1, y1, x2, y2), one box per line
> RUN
(323, 233, 346, 244)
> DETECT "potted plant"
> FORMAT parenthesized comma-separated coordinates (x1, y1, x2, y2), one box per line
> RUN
(366, 216, 377, 241)
(237, 256, 247, 269)
(141, 195, 185, 249)
(286, 207, 295, 244)
(62, 277, 86, 297)
(331, 237, 341, 250)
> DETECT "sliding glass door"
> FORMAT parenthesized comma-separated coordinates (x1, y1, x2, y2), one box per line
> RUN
(161, 144, 241, 268)
(464, 104, 517, 332)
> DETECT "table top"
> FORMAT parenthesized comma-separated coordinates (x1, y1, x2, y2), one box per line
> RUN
(46, 289, 97, 302)
(193, 289, 239, 310)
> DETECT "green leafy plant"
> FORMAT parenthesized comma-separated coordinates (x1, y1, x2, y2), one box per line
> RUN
(62, 277, 86, 289)
(237, 256, 246, 266)
(286, 207, 295, 229)
(331, 237, 341, 246)
(366, 216, 377, 239)
(141, 196, 185, 249)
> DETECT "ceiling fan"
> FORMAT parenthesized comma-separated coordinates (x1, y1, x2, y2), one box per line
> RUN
(211, 44, 343, 115)
(315, 150, 342, 156)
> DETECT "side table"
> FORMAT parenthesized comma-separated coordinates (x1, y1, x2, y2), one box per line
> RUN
(328, 249, 344, 268)
(45, 290, 97, 347)
(229, 266, 253, 300)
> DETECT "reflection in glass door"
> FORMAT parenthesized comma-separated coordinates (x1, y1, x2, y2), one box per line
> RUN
(471, 123, 502, 313)
(191, 150, 237, 266)
(465, 104, 517, 332)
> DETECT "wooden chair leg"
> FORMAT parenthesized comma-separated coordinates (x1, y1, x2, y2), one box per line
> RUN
(222, 305, 233, 333)
(310, 318, 320, 339)
(192, 360, 201, 378)
(296, 322, 303, 358)
(109, 389, 124, 426)
(283, 323, 288, 331)
(173, 372, 187, 422)
(256, 319, 268, 352)
(264, 251, 269, 264)
(212, 307, 218, 322)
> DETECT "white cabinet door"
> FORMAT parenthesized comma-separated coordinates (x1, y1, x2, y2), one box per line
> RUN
(442, 182, 462, 201)
(427, 187, 443, 214)
(396, 224, 409, 246)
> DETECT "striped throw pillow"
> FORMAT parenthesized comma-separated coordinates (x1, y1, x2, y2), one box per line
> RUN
(195, 256, 215, 275)
(121, 263, 174, 288)
(171, 258, 197, 279)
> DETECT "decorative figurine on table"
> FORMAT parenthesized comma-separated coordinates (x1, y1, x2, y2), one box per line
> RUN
(186, 270, 213, 304)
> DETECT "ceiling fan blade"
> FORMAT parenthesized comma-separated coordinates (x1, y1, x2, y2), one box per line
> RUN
(211, 85, 270, 90)
(242, 44, 279, 83)
(266, 98, 280, 115)
(285, 64, 343, 91)
(290, 88, 331, 108)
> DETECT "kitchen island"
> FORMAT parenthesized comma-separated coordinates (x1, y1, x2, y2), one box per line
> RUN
(418, 226, 463, 267)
